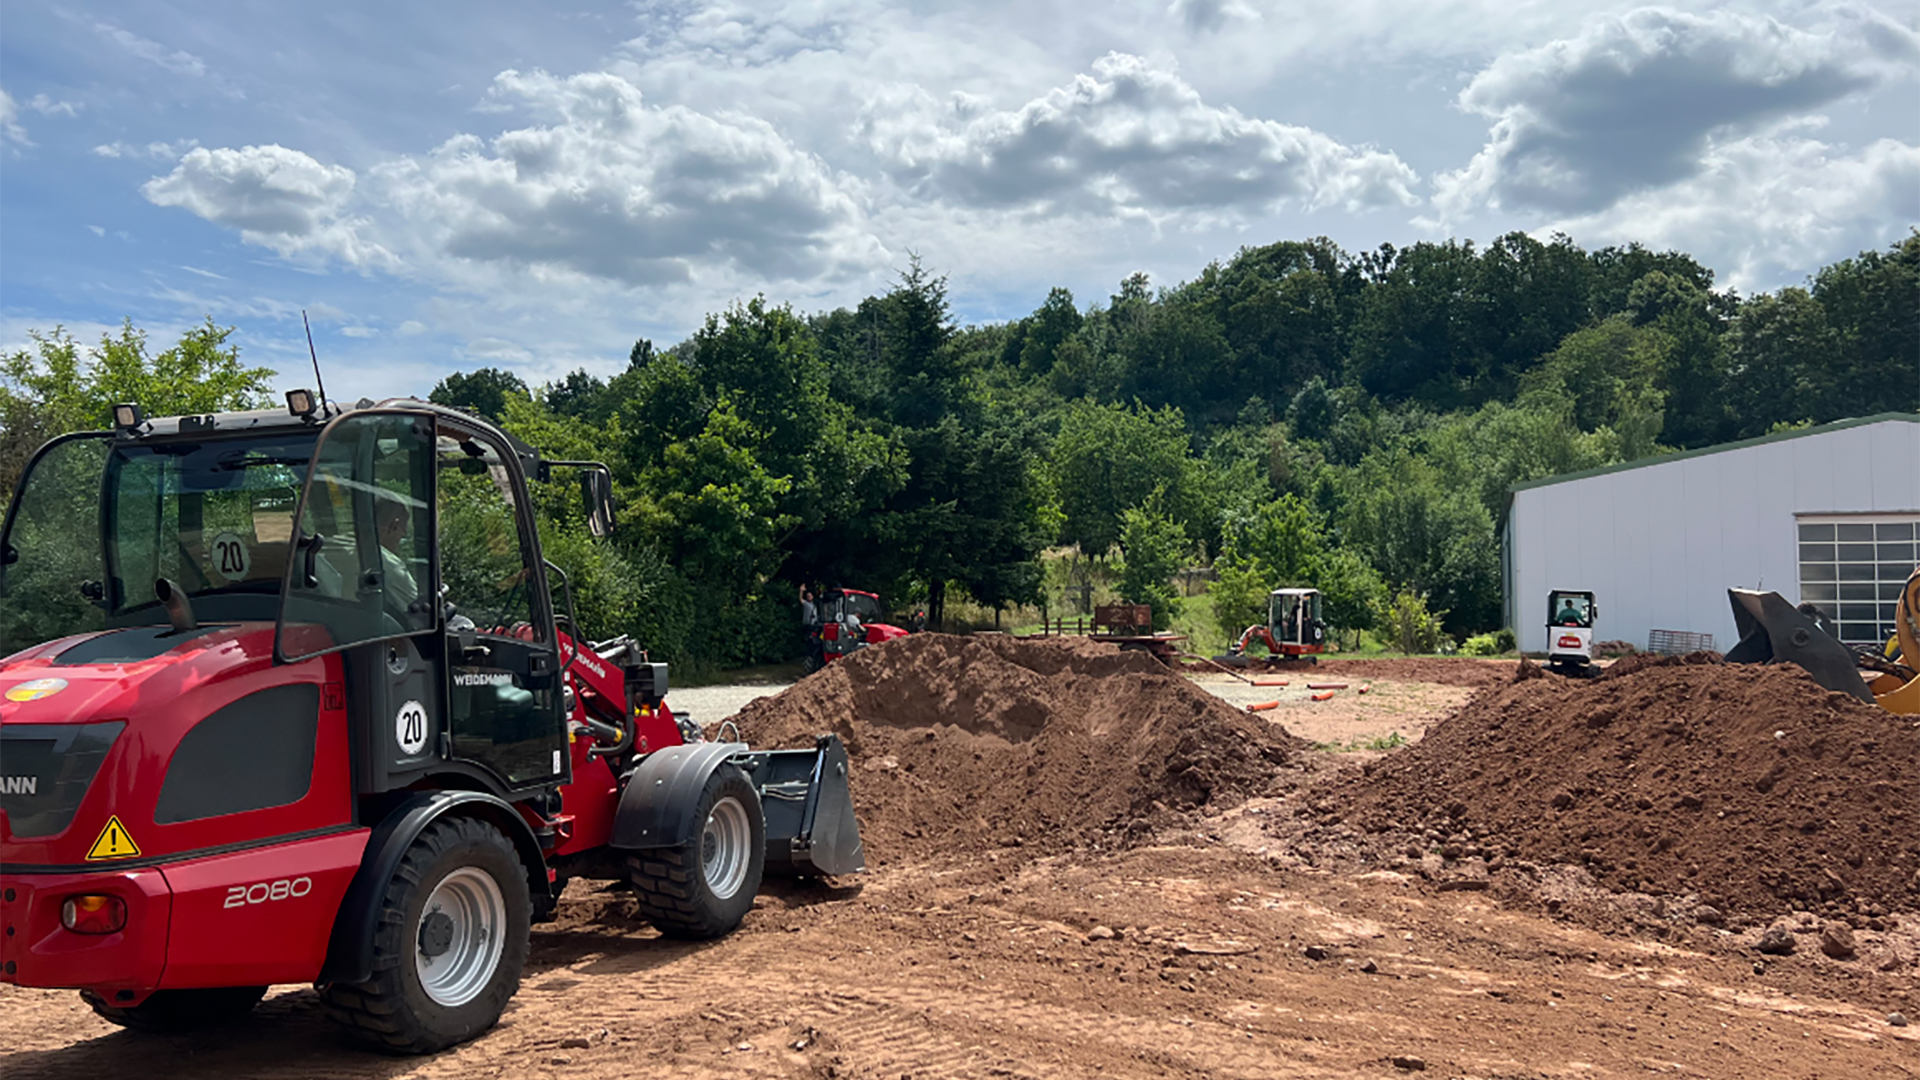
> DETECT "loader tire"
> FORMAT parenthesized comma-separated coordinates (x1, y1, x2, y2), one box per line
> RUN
(628, 765, 765, 939)
(84, 985, 266, 1034)
(322, 816, 530, 1055)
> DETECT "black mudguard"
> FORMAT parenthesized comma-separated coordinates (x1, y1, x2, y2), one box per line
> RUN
(318, 790, 549, 986)
(610, 736, 865, 878)
(1726, 588, 1873, 702)
(609, 740, 753, 849)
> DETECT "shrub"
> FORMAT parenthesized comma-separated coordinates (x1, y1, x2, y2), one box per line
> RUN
(1384, 590, 1448, 654)
(1461, 627, 1518, 656)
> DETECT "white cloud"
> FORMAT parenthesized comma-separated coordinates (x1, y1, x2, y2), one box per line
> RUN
(464, 336, 532, 363)
(1436, 7, 1912, 218)
(0, 89, 26, 145)
(1547, 132, 1920, 291)
(25, 94, 79, 118)
(95, 138, 200, 160)
(1168, 0, 1259, 34)
(92, 21, 209, 78)
(87, 224, 106, 236)
(141, 145, 393, 266)
(372, 69, 885, 286)
(397, 320, 428, 336)
(865, 53, 1419, 220)
(340, 325, 377, 338)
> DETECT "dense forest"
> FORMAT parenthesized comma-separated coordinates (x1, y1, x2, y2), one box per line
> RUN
(5, 231, 1916, 670)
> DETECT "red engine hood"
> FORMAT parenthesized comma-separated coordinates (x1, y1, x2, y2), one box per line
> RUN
(1, 625, 281, 725)
(0, 623, 331, 866)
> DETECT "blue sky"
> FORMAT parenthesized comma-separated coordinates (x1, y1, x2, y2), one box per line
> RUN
(2, 1, 1915, 400)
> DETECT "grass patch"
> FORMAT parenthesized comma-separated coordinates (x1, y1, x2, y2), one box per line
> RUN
(1312, 731, 1409, 753)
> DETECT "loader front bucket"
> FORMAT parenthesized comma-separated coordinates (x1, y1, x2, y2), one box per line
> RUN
(1725, 588, 1873, 702)
(736, 734, 865, 877)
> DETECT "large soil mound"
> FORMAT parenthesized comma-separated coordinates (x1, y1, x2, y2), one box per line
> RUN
(1330, 658, 1920, 918)
(729, 634, 1305, 862)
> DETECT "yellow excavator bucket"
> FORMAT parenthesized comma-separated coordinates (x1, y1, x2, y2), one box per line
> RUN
(1726, 566, 1919, 714)
(1869, 568, 1920, 714)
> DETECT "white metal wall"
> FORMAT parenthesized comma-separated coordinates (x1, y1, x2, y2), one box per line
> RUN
(1508, 418, 1920, 654)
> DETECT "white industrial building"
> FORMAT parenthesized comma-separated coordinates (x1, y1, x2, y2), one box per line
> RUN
(1503, 413, 1920, 655)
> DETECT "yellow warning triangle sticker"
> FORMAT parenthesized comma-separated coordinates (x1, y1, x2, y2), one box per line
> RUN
(86, 816, 142, 860)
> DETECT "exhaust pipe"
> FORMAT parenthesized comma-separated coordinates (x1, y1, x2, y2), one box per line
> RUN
(156, 578, 197, 633)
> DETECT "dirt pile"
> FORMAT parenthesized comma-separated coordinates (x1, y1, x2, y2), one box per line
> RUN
(729, 634, 1305, 861)
(1330, 658, 1920, 919)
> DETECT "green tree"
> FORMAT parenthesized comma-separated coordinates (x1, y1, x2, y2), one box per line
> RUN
(1813, 233, 1919, 417)
(1019, 287, 1083, 375)
(1050, 400, 1202, 557)
(430, 367, 529, 421)
(1116, 494, 1187, 631)
(1210, 494, 1329, 633)
(2, 318, 274, 495)
(1721, 287, 1840, 438)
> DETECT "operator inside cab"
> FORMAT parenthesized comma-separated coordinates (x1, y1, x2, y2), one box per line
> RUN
(375, 491, 419, 612)
(1555, 597, 1587, 626)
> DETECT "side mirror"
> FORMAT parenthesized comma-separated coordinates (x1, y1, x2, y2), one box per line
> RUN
(580, 469, 615, 538)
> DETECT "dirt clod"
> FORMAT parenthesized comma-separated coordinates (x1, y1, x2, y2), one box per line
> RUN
(1820, 922, 1858, 959)
(1757, 926, 1798, 955)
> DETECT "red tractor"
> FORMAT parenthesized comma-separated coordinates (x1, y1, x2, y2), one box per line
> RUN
(1214, 587, 1327, 667)
(803, 588, 909, 673)
(0, 395, 863, 1052)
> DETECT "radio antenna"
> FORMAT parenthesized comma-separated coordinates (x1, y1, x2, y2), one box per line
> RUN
(301, 310, 331, 416)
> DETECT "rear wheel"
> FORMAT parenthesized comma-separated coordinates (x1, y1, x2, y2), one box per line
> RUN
(85, 985, 266, 1034)
(322, 816, 530, 1054)
(628, 765, 765, 939)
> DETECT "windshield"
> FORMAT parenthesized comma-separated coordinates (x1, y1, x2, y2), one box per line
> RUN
(1550, 593, 1592, 627)
(0, 432, 322, 655)
(104, 436, 318, 622)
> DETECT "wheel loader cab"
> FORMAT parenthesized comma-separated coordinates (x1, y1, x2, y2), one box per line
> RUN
(274, 407, 570, 797)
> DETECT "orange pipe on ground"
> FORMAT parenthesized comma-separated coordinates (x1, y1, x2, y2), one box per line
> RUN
(1357, 683, 1372, 694)
(1253, 679, 1289, 687)
(1246, 701, 1280, 712)
(1306, 683, 1348, 690)
(1310, 690, 1336, 701)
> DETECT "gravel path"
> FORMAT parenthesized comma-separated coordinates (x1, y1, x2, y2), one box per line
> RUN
(666, 680, 796, 733)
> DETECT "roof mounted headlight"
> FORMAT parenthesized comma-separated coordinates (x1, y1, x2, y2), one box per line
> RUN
(111, 403, 145, 432)
(286, 388, 318, 418)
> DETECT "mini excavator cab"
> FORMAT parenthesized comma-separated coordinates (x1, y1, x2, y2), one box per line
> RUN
(1545, 589, 1597, 675)
(1268, 588, 1325, 648)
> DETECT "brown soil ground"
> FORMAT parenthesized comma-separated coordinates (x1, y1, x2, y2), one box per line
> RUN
(3, 649, 1915, 1079)
(1326, 655, 1920, 920)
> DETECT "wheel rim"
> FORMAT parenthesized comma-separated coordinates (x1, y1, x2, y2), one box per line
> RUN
(414, 867, 507, 1008)
(701, 795, 753, 901)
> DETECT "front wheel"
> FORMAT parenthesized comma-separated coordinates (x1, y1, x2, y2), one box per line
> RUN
(322, 816, 531, 1054)
(628, 764, 766, 939)
(85, 985, 266, 1034)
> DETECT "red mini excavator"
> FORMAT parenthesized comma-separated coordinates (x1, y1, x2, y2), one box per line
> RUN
(0, 395, 863, 1053)
(1215, 587, 1327, 667)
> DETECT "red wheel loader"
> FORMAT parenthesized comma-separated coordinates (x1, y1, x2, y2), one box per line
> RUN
(0, 395, 864, 1053)
(803, 588, 909, 673)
